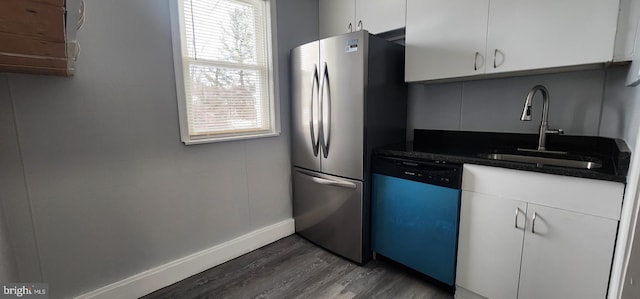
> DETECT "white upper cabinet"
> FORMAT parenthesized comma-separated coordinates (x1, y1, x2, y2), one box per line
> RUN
(405, 0, 489, 82)
(319, 0, 356, 39)
(355, 0, 406, 35)
(319, 0, 406, 39)
(486, 0, 619, 74)
(406, 0, 620, 82)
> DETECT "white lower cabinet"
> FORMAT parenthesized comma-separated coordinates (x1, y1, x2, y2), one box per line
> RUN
(518, 204, 618, 299)
(456, 191, 525, 299)
(456, 164, 624, 299)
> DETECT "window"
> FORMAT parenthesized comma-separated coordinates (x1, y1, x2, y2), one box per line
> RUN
(170, 0, 279, 144)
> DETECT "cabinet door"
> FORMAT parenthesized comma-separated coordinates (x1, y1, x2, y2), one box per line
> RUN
(355, 0, 406, 35)
(405, 0, 489, 82)
(518, 204, 618, 299)
(456, 191, 526, 299)
(319, 0, 356, 39)
(486, 0, 619, 73)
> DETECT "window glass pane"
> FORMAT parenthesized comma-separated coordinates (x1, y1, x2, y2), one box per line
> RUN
(184, 0, 263, 65)
(177, 0, 273, 142)
(186, 62, 269, 135)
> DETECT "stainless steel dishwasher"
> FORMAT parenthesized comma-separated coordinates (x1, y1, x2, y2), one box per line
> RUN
(371, 156, 462, 287)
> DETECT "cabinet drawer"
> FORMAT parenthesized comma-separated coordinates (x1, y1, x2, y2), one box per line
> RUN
(462, 164, 624, 220)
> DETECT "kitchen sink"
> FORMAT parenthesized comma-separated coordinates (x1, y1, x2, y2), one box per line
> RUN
(478, 153, 603, 169)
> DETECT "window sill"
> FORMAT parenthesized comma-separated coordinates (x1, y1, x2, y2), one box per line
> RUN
(182, 131, 281, 145)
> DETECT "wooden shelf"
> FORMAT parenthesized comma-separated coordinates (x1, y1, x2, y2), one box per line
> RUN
(0, 0, 77, 76)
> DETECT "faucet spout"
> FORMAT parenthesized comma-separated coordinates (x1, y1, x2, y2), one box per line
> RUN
(520, 85, 561, 151)
(520, 101, 532, 121)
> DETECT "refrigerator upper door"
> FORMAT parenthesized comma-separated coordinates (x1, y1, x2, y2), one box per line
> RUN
(291, 41, 321, 172)
(319, 31, 366, 180)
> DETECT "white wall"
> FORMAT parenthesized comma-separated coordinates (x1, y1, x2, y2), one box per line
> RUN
(600, 58, 640, 299)
(601, 65, 640, 299)
(0, 0, 318, 298)
(623, 165, 640, 299)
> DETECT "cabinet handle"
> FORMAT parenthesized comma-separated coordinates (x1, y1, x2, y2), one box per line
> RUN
(474, 52, 480, 71)
(348, 23, 352, 32)
(73, 41, 81, 61)
(77, 0, 86, 30)
(514, 208, 522, 229)
(357, 20, 363, 31)
(493, 49, 498, 68)
(532, 212, 538, 234)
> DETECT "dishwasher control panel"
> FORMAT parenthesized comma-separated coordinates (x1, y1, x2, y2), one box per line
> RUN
(372, 156, 462, 189)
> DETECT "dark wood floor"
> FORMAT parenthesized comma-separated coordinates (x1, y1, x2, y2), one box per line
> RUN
(141, 235, 455, 299)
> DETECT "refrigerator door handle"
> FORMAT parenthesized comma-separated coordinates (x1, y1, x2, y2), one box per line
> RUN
(310, 64, 320, 156)
(320, 62, 331, 158)
(296, 169, 357, 189)
(319, 62, 325, 156)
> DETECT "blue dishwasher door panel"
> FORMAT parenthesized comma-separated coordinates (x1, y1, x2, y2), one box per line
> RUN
(372, 173, 460, 286)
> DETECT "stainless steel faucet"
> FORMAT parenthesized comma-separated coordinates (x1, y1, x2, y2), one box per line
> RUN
(520, 85, 563, 151)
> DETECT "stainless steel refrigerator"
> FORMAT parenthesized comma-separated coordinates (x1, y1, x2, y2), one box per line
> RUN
(291, 31, 407, 264)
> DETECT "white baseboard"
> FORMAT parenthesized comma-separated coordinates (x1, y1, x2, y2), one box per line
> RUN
(454, 285, 488, 299)
(74, 218, 295, 299)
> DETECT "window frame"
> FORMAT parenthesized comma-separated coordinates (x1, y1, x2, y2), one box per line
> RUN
(169, 0, 280, 145)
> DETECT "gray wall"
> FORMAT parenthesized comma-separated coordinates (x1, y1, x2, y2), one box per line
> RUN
(407, 68, 610, 141)
(0, 0, 318, 298)
(0, 77, 20, 283)
(0, 75, 42, 282)
(0, 204, 17, 282)
(407, 65, 640, 144)
(601, 66, 640, 147)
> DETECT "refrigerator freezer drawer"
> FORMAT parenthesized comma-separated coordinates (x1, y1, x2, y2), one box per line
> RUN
(292, 167, 364, 263)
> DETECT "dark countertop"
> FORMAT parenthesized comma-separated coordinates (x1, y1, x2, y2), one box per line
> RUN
(375, 130, 631, 183)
